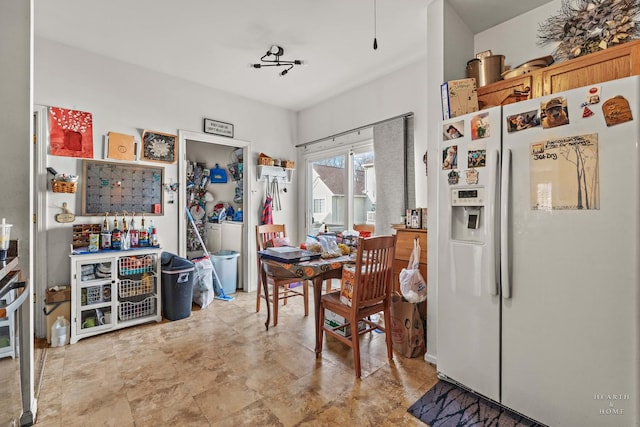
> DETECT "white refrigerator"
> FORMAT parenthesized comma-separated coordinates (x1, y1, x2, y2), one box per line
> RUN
(437, 76, 640, 427)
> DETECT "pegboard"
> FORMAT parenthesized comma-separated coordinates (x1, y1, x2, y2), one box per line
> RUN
(82, 160, 164, 216)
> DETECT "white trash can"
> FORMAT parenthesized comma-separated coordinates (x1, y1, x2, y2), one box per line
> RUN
(210, 250, 240, 295)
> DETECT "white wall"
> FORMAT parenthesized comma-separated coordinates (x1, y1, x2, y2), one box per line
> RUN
(1, 1, 32, 276)
(297, 57, 429, 231)
(34, 37, 298, 336)
(474, 0, 561, 70)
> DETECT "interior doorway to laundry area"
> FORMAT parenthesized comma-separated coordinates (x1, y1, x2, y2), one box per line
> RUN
(178, 130, 251, 293)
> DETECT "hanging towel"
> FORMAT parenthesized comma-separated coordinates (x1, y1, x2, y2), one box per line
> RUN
(270, 179, 282, 211)
(261, 195, 273, 225)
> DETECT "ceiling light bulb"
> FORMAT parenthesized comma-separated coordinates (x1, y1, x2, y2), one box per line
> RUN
(269, 45, 284, 56)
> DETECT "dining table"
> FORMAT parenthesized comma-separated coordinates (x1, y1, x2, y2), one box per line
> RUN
(257, 251, 354, 354)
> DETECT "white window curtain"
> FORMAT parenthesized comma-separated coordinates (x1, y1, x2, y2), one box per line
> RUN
(373, 116, 415, 236)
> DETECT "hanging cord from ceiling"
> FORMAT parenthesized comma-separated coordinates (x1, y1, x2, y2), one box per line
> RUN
(373, 0, 378, 50)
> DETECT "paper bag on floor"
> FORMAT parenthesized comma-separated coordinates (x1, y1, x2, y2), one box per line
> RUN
(390, 293, 426, 358)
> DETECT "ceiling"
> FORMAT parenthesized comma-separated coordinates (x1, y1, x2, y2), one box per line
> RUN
(34, 0, 554, 112)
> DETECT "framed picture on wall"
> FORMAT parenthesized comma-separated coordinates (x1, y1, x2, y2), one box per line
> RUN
(49, 106, 94, 158)
(141, 130, 177, 163)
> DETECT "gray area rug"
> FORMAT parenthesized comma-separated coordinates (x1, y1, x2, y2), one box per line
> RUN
(408, 381, 545, 427)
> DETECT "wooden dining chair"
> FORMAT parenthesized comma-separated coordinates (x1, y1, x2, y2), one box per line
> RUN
(256, 224, 309, 326)
(353, 224, 375, 237)
(318, 234, 397, 378)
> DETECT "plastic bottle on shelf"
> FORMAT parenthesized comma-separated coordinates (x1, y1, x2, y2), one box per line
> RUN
(121, 212, 130, 250)
(111, 213, 122, 250)
(50, 316, 70, 347)
(149, 220, 158, 246)
(100, 212, 111, 250)
(139, 214, 149, 247)
(129, 212, 139, 247)
(148, 219, 158, 246)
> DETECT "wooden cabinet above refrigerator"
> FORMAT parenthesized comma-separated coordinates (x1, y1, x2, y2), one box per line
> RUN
(477, 39, 640, 109)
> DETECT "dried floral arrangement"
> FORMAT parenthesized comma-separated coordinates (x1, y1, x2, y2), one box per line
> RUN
(538, 0, 640, 62)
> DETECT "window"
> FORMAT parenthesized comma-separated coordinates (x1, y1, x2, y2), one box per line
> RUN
(300, 114, 412, 236)
(304, 143, 374, 234)
(313, 198, 326, 214)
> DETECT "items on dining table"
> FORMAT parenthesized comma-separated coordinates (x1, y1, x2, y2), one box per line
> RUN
(319, 235, 342, 258)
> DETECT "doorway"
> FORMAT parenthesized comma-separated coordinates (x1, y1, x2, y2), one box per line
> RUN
(177, 130, 252, 292)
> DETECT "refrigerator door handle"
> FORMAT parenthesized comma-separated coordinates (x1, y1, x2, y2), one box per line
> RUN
(491, 148, 500, 296)
(501, 148, 512, 299)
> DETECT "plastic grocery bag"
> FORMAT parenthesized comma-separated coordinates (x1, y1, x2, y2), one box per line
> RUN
(192, 257, 214, 309)
(399, 238, 427, 303)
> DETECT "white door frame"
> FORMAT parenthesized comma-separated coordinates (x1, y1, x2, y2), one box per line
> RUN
(177, 130, 255, 292)
(33, 105, 49, 338)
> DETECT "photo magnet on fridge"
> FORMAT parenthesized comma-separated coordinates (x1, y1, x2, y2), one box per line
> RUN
(541, 97, 570, 129)
(468, 149, 486, 168)
(470, 112, 490, 140)
(443, 121, 464, 140)
(506, 110, 540, 133)
(442, 145, 458, 170)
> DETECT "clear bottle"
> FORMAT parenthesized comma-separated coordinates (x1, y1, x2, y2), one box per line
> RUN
(121, 212, 130, 250)
(111, 213, 122, 250)
(129, 212, 139, 247)
(150, 220, 158, 246)
(51, 316, 70, 347)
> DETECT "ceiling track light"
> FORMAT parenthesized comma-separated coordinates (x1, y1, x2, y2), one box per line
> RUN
(251, 45, 303, 76)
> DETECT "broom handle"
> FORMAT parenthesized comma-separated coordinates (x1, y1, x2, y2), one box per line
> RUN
(185, 207, 210, 257)
(185, 208, 227, 296)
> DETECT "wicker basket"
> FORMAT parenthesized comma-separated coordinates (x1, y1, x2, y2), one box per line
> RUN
(258, 156, 274, 166)
(52, 180, 77, 193)
(282, 160, 295, 169)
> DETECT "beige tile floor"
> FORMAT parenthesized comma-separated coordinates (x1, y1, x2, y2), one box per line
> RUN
(34, 291, 437, 426)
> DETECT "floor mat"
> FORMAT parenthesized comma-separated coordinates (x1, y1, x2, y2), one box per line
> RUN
(407, 381, 545, 427)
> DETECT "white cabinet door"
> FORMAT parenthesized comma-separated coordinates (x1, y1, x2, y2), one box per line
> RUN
(205, 223, 221, 253)
(71, 257, 116, 344)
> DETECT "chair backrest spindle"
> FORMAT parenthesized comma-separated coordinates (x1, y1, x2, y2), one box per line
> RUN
(351, 235, 396, 308)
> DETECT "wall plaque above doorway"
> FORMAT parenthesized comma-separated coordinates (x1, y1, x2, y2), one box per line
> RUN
(203, 118, 234, 138)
